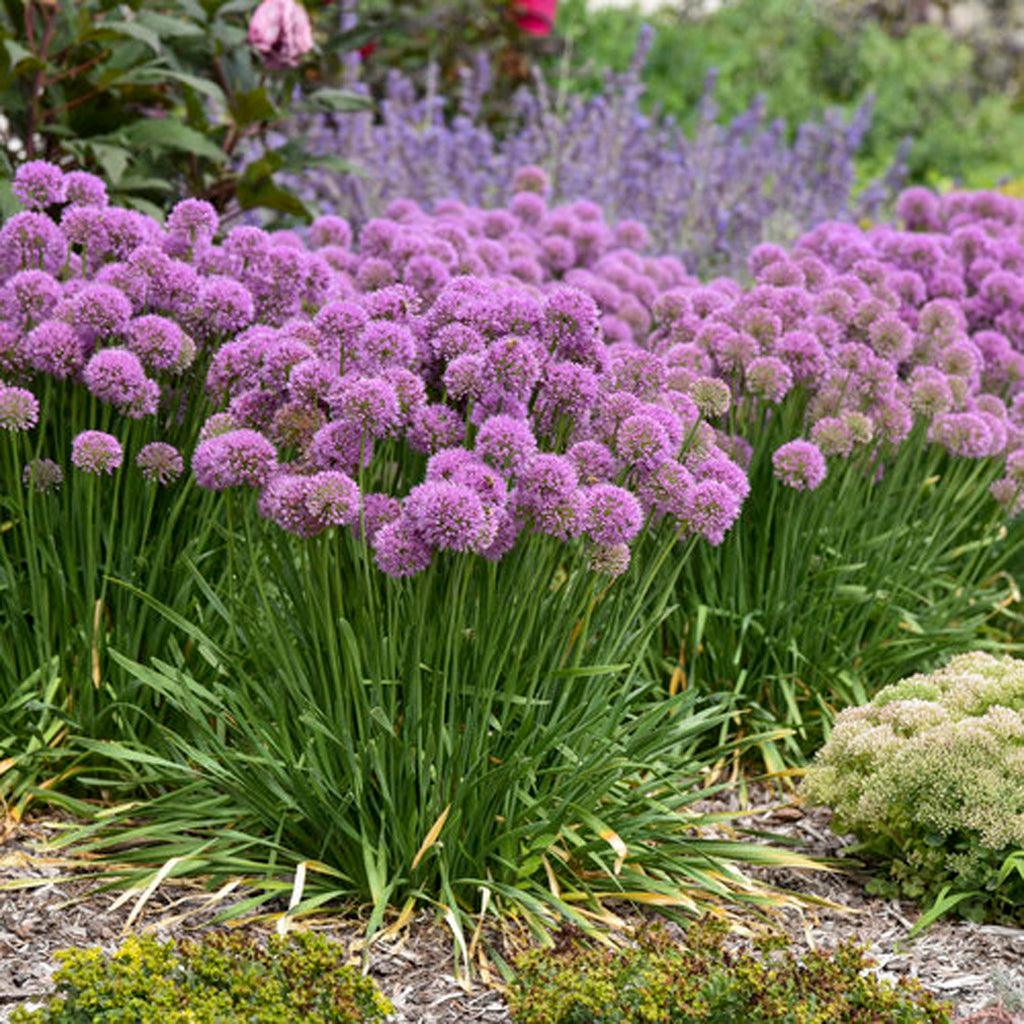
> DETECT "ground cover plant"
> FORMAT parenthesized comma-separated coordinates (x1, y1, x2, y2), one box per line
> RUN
(10, 931, 393, 1023)
(508, 920, 952, 1023)
(804, 651, 1024, 925)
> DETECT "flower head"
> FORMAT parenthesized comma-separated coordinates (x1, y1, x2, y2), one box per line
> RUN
(136, 442, 185, 484)
(0, 385, 39, 431)
(193, 429, 277, 490)
(23, 457, 63, 492)
(71, 430, 123, 475)
(772, 440, 827, 491)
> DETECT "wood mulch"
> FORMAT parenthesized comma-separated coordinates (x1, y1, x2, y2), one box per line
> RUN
(2, 793, 1023, 1023)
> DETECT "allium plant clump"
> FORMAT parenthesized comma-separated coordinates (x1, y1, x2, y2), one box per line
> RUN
(3, 159, 1023, 938)
(289, 32, 904, 277)
(3, 161, 821, 941)
(804, 652, 1024, 924)
(649, 188, 1024, 762)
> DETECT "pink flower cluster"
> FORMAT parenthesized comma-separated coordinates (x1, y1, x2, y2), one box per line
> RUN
(3, 158, 1024, 575)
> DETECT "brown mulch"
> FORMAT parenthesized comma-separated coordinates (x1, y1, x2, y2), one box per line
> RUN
(2, 796, 1023, 1023)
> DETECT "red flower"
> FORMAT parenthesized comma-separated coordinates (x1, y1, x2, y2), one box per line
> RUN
(514, 0, 557, 37)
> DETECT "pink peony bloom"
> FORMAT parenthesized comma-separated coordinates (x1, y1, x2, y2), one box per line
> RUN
(248, 0, 314, 69)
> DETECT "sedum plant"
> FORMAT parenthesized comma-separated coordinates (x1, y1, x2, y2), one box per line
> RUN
(10, 931, 393, 1024)
(804, 651, 1024, 923)
(508, 920, 952, 1024)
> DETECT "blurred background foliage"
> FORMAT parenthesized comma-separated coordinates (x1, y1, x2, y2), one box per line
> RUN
(551, 0, 1024, 189)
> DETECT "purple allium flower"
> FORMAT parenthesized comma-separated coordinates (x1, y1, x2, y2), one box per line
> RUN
(373, 516, 433, 577)
(22, 457, 63, 493)
(745, 356, 793, 403)
(308, 418, 370, 474)
(192, 428, 277, 490)
(405, 480, 489, 552)
(930, 412, 995, 458)
(358, 319, 417, 370)
(166, 198, 218, 247)
(432, 322, 486, 362)
(776, 330, 826, 382)
(691, 453, 750, 502)
(516, 453, 579, 518)
(680, 479, 742, 545)
(475, 414, 537, 475)
(13, 161, 65, 210)
(567, 440, 619, 485)
(334, 375, 400, 438)
(71, 430, 123, 475)
(362, 492, 402, 541)
(194, 276, 254, 336)
(510, 191, 546, 226)
(310, 215, 352, 250)
(772, 440, 827, 491)
(198, 412, 239, 442)
(443, 352, 486, 401)
(512, 165, 550, 195)
(304, 469, 361, 527)
(584, 483, 643, 545)
(909, 367, 954, 418)
(63, 171, 108, 209)
(991, 476, 1024, 516)
(83, 348, 159, 418)
(69, 283, 132, 338)
(259, 473, 322, 537)
(126, 315, 189, 373)
(0, 212, 67, 276)
(7, 270, 60, 325)
(24, 319, 84, 378)
(588, 542, 631, 577)
(868, 313, 913, 362)
(136, 442, 185, 484)
(688, 376, 731, 418)
(407, 402, 463, 454)
(810, 416, 855, 457)
(543, 286, 600, 363)
(638, 459, 694, 518)
(616, 413, 673, 470)
(484, 335, 541, 400)
(382, 366, 427, 423)
(0, 385, 39, 431)
(537, 360, 599, 427)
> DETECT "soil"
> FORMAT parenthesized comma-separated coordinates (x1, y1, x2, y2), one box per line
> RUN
(2, 793, 1023, 1023)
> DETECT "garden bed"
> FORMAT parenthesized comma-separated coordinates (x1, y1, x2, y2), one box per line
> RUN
(4, 797, 1022, 1023)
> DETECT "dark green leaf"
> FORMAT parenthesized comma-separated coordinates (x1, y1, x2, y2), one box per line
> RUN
(128, 67, 227, 104)
(231, 87, 278, 128)
(236, 176, 310, 219)
(301, 88, 373, 114)
(3, 39, 38, 71)
(89, 142, 130, 184)
(92, 20, 164, 55)
(136, 11, 205, 37)
(121, 120, 226, 164)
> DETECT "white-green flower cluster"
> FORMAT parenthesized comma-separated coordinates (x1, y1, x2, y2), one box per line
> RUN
(805, 652, 1024, 853)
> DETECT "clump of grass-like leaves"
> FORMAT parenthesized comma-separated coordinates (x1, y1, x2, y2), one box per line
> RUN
(47, 522, 818, 956)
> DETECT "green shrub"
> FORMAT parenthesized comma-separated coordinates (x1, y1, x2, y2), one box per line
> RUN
(554, 0, 1024, 188)
(0, 0, 368, 219)
(804, 652, 1024, 922)
(508, 921, 951, 1024)
(11, 931, 393, 1024)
